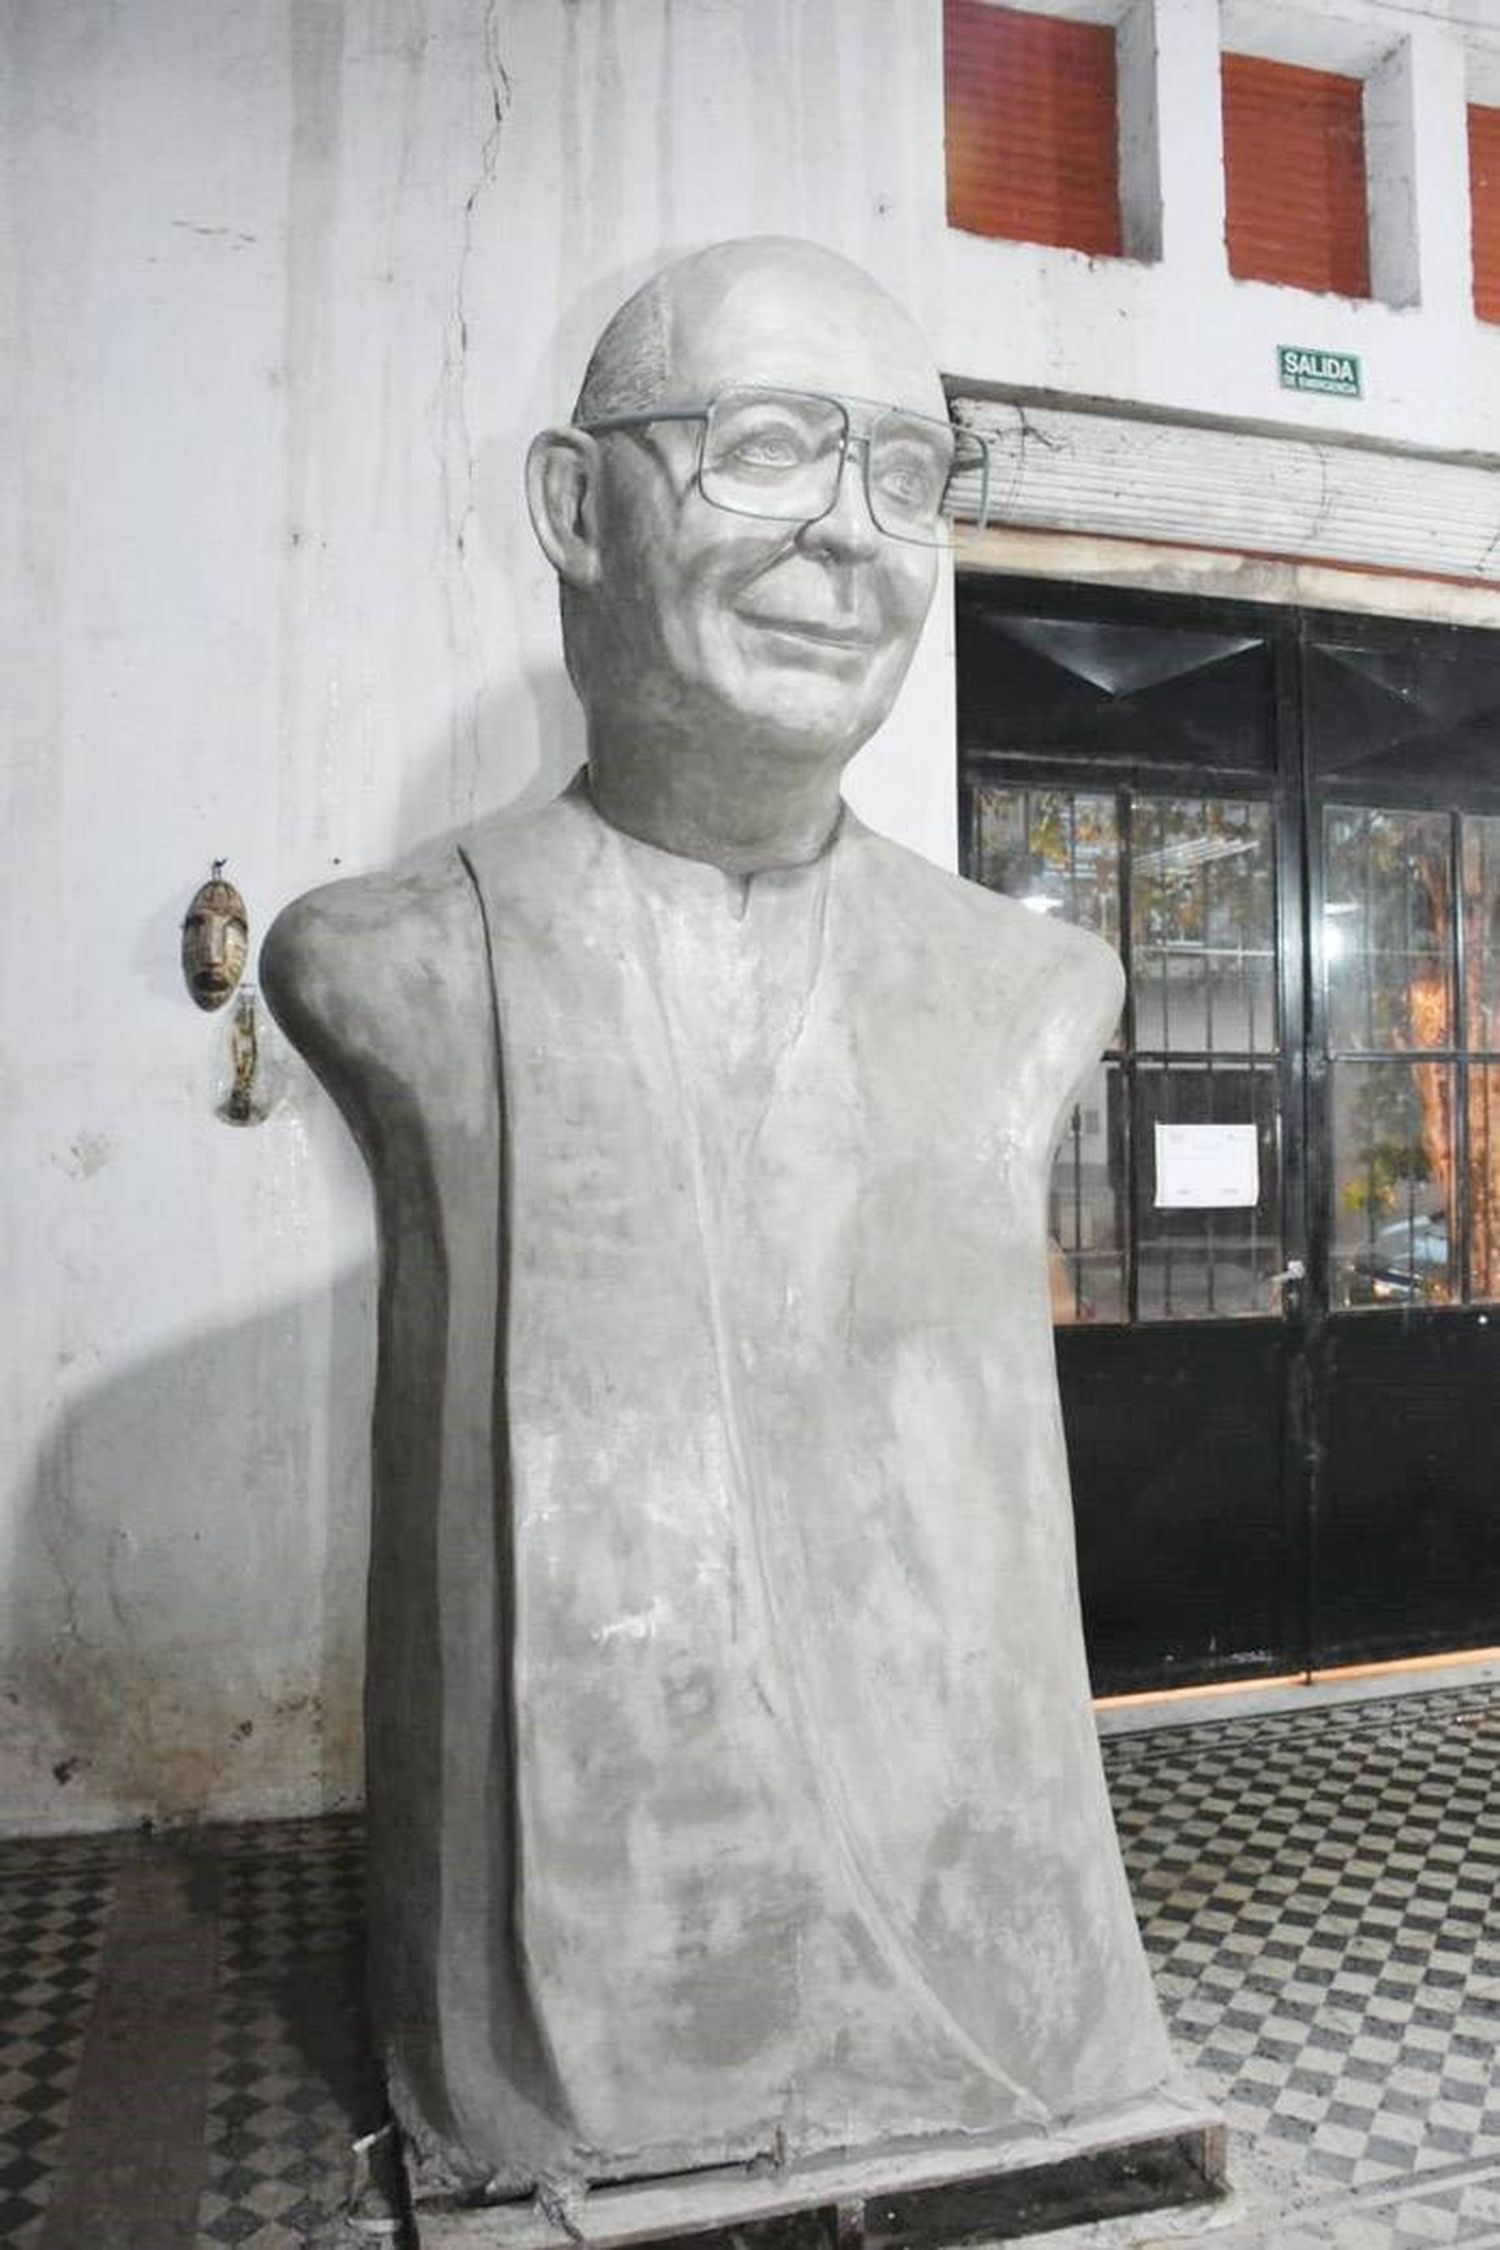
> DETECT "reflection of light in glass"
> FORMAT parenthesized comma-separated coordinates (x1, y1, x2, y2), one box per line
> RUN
(1134, 836, 1257, 874)
(1324, 900, 1357, 964)
(1000, 849, 1066, 916)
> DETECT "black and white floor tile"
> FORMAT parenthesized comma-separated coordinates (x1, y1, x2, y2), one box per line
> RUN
(197, 1818, 381, 2248)
(0, 1682, 1498, 2247)
(0, 1831, 125, 2247)
(1083, 1684, 1500, 2247)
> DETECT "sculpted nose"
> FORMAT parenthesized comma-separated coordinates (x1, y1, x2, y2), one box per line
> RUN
(800, 439, 881, 560)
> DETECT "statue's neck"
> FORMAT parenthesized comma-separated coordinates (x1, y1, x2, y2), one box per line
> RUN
(584, 748, 845, 879)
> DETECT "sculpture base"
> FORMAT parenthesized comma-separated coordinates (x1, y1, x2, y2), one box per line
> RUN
(402, 2087, 1227, 2249)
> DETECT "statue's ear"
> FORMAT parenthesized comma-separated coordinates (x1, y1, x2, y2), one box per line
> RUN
(526, 428, 603, 588)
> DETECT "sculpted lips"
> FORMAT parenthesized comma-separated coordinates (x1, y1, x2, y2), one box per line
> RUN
(736, 609, 876, 648)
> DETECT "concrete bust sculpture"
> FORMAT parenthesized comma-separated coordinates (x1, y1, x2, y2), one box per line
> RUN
(265, 239, 1204, 2234)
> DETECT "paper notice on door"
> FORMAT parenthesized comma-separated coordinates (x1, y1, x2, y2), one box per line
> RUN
(1153, 1122, 1260, 1209)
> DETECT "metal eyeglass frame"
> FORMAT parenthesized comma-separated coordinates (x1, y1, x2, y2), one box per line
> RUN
(577, 385, 995, 548)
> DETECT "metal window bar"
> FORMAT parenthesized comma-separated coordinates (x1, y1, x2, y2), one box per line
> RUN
(1068, 1101, 1086, 1320)
(1247, 1067, 1263, 1296)
(1065, 793, 1081, 931)
(1469, 821, 1500, 1300)
(1130, 794, 1278, 1322)
(1402, 813, 1415, 1059)
(1453, 807, 1471, 1304)
(993, 779, 1282, 1325)
(1242, 823, 1258, 1057)
(1363, 814, 1380, 1279)
(1324, 803, 1477, 1311)
(1363, 813, 1376, 1052)
(1120, 788, 1140, 1328)
(1204, 1058, 1217, 1316)
(1157, 797, 1171, 1057)
(1200, 819, 1214, 1063)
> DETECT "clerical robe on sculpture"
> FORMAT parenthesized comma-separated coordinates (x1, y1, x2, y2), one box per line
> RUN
(264, 239, 1179, 2207)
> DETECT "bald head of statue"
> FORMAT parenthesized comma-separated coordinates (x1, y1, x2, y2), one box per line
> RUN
(526, 238, 952, 873)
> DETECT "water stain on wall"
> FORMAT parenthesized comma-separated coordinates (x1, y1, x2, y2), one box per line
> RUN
(64, 1133, 112, 1180)
(9, 1279, 370, 1830)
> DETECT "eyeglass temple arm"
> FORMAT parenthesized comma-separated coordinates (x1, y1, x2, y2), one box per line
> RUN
(934, 421, 994, 535)
(966, 429, 994, 534)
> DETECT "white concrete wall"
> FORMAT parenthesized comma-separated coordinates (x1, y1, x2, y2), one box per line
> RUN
(0, 0, 958, 1834)
(3, 0, 1496, 1836)
(945, 0, 1500, 454)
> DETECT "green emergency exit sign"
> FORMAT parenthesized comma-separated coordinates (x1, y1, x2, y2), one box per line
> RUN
(1278, 344, 1361, 398)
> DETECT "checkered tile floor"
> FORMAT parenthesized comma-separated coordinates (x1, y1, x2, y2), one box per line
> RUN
(0, 1816, 380, 2249)
(0, 1831, 125, 2247)
(0, 1683, 1498, 2247)
(199, 1820, 382, 2247)
(1102, 1683, 1500, 2247)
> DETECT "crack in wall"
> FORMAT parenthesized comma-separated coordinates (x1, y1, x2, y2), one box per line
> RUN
(433, 0, 511, 825)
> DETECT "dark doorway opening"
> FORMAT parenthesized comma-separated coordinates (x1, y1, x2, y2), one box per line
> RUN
(958, 574, 1500, 1694)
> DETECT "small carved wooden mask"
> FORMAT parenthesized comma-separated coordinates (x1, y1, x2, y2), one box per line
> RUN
(182, 871, 249, 1010)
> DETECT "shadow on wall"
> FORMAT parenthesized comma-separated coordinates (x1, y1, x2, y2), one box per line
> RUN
(8, 1266, 374, 1832)
(8, 669, 582, 1839)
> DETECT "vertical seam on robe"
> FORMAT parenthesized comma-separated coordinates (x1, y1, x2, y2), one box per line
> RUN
(457, 839, 580, 2163)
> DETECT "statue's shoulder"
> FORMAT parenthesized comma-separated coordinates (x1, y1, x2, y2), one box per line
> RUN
(841, 819, 1122, 1115)
(261, 853, 484, 1070)
(842, 816, 1121, 1001)
(458, 779, 606, 906)
(261, 788, 594, 1067)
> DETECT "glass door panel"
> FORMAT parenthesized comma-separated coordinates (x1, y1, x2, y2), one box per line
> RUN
(1322, 803, 1500, 1312)
(1135, 1061, 1282, 1319)
(972, 782, 1129, 1325)
(1304, 616, 1500, 1673)
(1048, 1058, 1126, 1325)
(1323, 807, 1452, 1051)
(1462, 816, 1500, 1048)
(1329, 1060, 1455, 1307)
(971, 782, 1121, 940)
(975, 783, 1282, 1325)
(1467, 1066, 1500, 1302)
(1131, 797, 1277, 1057)
(1462, 821, 1500, 1302)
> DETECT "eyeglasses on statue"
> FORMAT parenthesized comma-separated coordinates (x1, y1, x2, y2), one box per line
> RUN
(578, 384, 994, 549)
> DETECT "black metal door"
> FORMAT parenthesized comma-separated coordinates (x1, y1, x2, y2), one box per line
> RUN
(1302, 614, 1500, 1669)
(957, 575, 1500, 1693)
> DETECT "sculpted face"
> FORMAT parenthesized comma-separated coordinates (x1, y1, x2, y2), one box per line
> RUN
(541, 244, 946, 778)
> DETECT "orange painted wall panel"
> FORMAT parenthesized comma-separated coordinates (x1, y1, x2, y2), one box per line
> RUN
(1222, 53, 1370, 300)
(945, 0, 1122, 258)
(1470, 104, 1500, 326)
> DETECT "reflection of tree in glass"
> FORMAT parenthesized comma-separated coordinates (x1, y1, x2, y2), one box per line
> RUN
(1462, 822, 1500, 1299)
(974, 787, 1119, 944)
(1469, 1072, 1500, 1300)
(1326, 807, 1448, 1044)
(1328, 810, 1500, 1298)
(1327, 810, 1452, 1247)
(1130, 800, 1275, 1061)
(1342, 1069, 1430, 1221)
(1131, 798, 1272, 948)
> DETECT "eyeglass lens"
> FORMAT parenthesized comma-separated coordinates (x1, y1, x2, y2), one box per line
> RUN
(699, 387, 983, 545)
